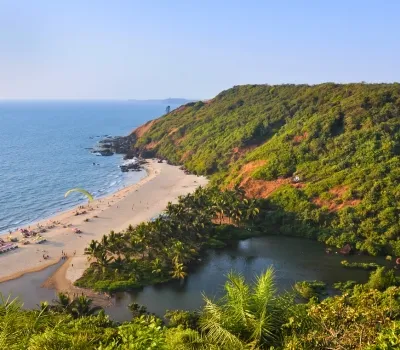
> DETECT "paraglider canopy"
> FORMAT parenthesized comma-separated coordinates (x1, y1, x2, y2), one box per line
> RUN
(64, 188, 94, 202)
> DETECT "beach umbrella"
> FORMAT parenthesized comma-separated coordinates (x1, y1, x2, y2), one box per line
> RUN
(64, 188, 94, 203)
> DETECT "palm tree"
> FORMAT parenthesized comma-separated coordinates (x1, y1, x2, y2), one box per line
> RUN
(199, 268, 288, 349)
(212, 198, 227, 224)
(151, 258, 163, 275)
(95, 251, 112, 269)
(84, 240, 101, 261)
(245, 199, 260, 221)
(100, 234, 109, 250)
(38, 301, 50, 313)
(128, 302, 148, 318)
(52, 293, 73, 313)
(107, 230, 125, 257)
(70, 295, 102, 318)
(170, 257, 187, 280)
(233, 184, 246, 200)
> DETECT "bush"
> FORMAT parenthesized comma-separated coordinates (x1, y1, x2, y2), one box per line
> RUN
(365, 267, 398, 290)
(294, 280, 326, 300)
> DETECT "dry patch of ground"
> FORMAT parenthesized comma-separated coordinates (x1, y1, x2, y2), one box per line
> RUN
(313, 185, 361, 211)
(230, 145, 258, 162)
(168, 128, 179, 136)
(175, 135, 187, 145)
(172, 105, 187, 114)
(293, 132, 308, 144)
(240, 160, 268, 174)
(241, 177, 291, 198)
(229, 160, 309, 198)
(144, 140, 160, 150)
(180, 149, 193, 162)
(133, 119, 157, 138)
(230, 160, 290, 198)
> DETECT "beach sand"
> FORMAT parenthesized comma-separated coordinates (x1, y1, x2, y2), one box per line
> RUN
(0, 160, 208, 293)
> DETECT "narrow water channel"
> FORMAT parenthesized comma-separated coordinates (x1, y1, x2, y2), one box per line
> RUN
(0, 236, 394, 322)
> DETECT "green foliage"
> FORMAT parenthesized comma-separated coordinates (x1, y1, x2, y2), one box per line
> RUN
(340, 259, 381, 270)
(366, 321, 400, 350)
(164, 310, 200, 329)
(101, 316, 167, 350)
(76, 186, 260, 292)
(282, 286, 400, 349)
(365, 267, 399, 291)
(294, 280, 326, 300)
(51, 293, 103, 318)
(128, 303, 148, 319)
(199, 268, 293, 349)
(131, 83, 400, 256)
(333, 280, 357, 292)
(1, 269, 399, 349)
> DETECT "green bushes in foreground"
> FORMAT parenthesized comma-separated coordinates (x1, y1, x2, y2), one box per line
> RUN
(1, 268, 399, 349)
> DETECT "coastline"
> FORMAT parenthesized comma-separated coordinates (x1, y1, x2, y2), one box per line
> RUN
(0, 160, 148, 237)
(0, 162, 155, 283)
(0, 159, 208, 294)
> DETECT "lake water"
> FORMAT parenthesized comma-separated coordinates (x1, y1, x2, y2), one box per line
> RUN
(0, 101, 173, 234)
(0, 236, 393, 322)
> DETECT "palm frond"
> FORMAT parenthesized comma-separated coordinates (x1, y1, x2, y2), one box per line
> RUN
(224, 271, 251, 328)
(252, 267, 276, 313)
(200, 296, 244, 348)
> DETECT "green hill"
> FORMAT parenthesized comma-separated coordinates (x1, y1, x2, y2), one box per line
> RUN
(130, 83, 400, 256)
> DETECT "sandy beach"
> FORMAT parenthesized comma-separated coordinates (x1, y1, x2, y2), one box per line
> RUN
(0, 160, 208, 292)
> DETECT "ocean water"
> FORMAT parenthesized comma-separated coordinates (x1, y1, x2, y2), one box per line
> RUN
(0, 101, 172, 234)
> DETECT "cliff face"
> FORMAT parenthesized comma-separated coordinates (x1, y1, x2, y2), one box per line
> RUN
(129, 83, 400, 255)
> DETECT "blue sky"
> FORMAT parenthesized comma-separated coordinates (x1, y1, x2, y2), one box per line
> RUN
(0, 0, 399, 99)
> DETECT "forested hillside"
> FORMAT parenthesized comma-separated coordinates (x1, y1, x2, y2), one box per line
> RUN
(130, 83, 400, 255)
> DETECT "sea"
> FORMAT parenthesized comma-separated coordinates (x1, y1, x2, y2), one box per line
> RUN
(0, 100, 174, 234)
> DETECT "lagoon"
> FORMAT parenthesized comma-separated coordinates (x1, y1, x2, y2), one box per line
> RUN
(0, 235, 392, 322)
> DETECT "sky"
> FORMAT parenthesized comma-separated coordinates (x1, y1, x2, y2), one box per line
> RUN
(0, 0, 399, 100)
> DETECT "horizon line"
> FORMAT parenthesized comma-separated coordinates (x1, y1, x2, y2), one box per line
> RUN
(0, 97, 200, 102)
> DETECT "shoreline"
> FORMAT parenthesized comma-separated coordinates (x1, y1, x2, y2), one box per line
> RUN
(0, 164, 149, 237)
(42, 257, 112, 307)
(0, 159, 208, 294)
(0, 163, 154, 283)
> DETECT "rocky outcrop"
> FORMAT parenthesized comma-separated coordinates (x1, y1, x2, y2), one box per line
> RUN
(95, 134, 137, 156)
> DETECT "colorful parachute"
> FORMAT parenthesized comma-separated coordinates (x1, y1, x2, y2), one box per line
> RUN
(64, 188, 94, 202)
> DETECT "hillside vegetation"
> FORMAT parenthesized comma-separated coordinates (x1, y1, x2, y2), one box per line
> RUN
(130, 83, 400, 255)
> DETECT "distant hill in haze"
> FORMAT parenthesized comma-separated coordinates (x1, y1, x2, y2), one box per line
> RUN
(128, 98, 196, 105)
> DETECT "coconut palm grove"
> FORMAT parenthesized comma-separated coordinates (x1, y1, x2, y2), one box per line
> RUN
(1, 83, 400, 348)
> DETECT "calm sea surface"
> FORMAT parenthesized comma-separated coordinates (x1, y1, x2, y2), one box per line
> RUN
(0, 101, 173, 234)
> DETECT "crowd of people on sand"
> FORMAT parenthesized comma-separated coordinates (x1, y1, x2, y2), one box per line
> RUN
(0, 237, 18, 253)
(1, 218, 81, 254)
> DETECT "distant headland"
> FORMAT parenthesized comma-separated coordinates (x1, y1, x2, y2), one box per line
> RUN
(127, 98, 196, 105)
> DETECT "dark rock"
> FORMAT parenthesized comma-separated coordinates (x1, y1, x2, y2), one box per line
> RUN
(339, 244, 353, 255)
(98, 150, 113, 156)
